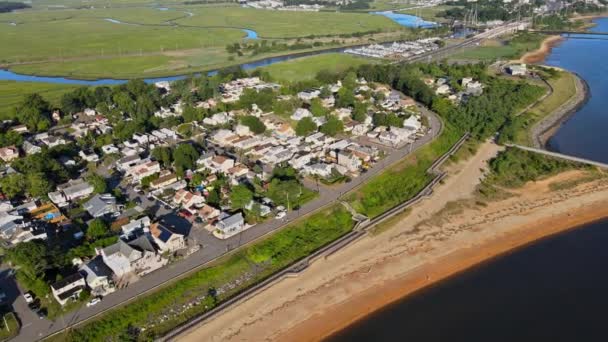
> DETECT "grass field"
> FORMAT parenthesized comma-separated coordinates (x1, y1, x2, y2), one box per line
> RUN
(450, 33, 546, 61)
(399, 5, 459, 22)
(260, 53, 380, 82)
(0, 5, 401, 78)
(174, 7, 401, 38)
(0, 81, 77, 117)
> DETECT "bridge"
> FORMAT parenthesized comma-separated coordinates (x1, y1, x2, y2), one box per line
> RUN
(507, 144, 608, 169)
(533, 30, 608, 40)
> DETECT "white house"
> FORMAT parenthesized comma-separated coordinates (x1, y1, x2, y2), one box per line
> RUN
(303, 163, 333, 178)
(79, 256, 115, 296)
(216, 212, 245, 235)
(121, 216, 151, 238)
(337, 151, 362, 172)
(51, 273, 86, 306)
(291, 108, 312, 121)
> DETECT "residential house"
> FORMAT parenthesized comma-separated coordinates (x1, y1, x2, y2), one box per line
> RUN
(173, 189, 205, 211)
(22, 141, 42, 155)
(150, 172, 178, 190)
(99, 237, 166, 278)
(508, 64, 527, 76)
(337, 151, 362, 173)
(291, 108, 312, 121)
(101, 144, 119, 155)
(0, 146, 19, 162)
(10, 124, 28, 134)
(209, 155, 235, 173)
(198, 204, 220, 222)
(79, 256, 115, 296)
(149, 223, 185, 253)
(121, 216, 151, 238)
(297, 89, 320, 102)
(129, 159, 161, 182)
(79, 150, 100, 163)
(403, 115, 422, 131)
(302, 163, 333, 178)
(203, 112, 232, 126)
(116, 155, 142, 172)
(50, 273, 86, 306)
(48, 179, 94, 207)
(84, 194, 119, 218)
(273, 123, 296, 140)
(435, 84, 452, 95)
(216, 212, 245, 235)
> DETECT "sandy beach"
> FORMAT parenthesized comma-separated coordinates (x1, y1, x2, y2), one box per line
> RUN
(519, 35, 564, 64)
(178, 142, 608, 342)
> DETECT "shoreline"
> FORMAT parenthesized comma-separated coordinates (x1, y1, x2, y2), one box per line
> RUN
(532, 70, 590, 148)
(519, 35, 564, 64)
(314, 207, 608, 342)
(179, 141, 608, 342)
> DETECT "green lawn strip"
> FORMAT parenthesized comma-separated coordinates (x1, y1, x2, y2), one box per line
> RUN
(0, 312, 19, 341)
(260, 53, 380, 83)
(50, 205, 354, 341)
(346, 124, 462, 218)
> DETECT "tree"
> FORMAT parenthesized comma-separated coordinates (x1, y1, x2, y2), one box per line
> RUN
(207, 188, 221, 206)
(240, 116, 266, 134)
(310, 98, 328, 117)
(230, 184, 253, 210)
(14, 93, 51, 132)
(320, 115, 344, 137)
(352, 101, 368, 122)
(87, 174, 108, 194)
(86, 219, 110, 241)
(152, 146, 173, 168)
(182, 105, 203, 123)
(172, 144, 200, 174)
(295, 117, 317, 137)
(5, 240, 48, 279)
(26, 172, 52, 198)
(336, 87, 355, 108)
(0, 173, 26, 199)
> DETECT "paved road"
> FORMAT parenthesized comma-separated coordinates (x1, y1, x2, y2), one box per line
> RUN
(11, 106, 442, 342)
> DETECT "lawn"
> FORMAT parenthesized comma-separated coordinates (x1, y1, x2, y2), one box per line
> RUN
(0, 312, 19, 341)
(0, 81, 77, 119)
(260, 53, 379, 82)
(50, 205, 354, 341)
(346, 124, 462, 218)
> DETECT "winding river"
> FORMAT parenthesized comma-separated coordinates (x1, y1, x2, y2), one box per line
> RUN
(328, 18, 608, 342)
(0, 11, 431, 85)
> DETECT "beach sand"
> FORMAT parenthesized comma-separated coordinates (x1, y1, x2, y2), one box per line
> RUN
(178, 142, 608, 342)
(519, 35, 564, 64)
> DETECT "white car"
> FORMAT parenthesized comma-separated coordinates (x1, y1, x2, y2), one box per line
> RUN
(23, 292, 34, 304)
(275, 211, 286, 220)
(87, 297, 101, 307)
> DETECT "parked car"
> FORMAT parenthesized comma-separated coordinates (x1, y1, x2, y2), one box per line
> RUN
(87, 297, 101, 307)
(275, 211, 286, 219)
(23, 292, 34, 304)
